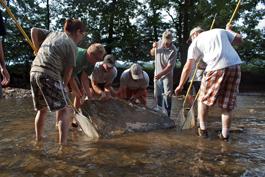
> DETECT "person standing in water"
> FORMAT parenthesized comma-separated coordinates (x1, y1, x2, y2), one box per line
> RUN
(150, 30, 178, 116)
(175, 25, 242, 141)
(30, 19, 86, 145)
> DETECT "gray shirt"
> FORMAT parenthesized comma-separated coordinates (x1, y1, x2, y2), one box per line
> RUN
(31, 32, 77, 80)
(120, 69, 149, 90)
(154, 40, 178, 80)
(91, 61, 117, 84)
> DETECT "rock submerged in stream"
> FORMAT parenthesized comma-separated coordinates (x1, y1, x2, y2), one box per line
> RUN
(80, 99, 176, 137)
(2, 87, 31, 99)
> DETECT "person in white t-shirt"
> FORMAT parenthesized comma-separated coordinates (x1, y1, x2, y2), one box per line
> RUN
(117, 63, 149, 105)
(175, 25, 243, 141)
(90, 54, 117, 100)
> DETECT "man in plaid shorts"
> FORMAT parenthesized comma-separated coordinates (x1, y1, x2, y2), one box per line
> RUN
(175, 24, 242, 141)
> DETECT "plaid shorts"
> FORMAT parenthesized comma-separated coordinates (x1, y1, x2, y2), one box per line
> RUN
(30, 72, 69, 111)
(198, 65, 241, 110)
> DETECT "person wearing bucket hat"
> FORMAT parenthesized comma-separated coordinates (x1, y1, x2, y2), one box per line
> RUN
(0, 10, 10, 98)
(175, 25, 243, 141)
(150, 29, 178, 117)
(90, 54, 117, 100)
(117, 63, 150, 105)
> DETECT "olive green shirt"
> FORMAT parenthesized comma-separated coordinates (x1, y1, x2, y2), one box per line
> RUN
(73, 47, 94, 77)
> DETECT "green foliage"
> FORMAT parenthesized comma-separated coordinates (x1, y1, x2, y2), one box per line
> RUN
(0, 0, 264, 70)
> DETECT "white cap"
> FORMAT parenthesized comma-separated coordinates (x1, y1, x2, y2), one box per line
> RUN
(162, 30, 173, 44)
(130, 64, 144, 80)
(189, 26, 204, 37)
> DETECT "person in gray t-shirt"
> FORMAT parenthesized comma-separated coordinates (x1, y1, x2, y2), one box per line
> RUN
(30, 19, 86, 145)
(90, 54, 117, 100)
(117, 63, 149, 106)
(150, 30, 178, 116)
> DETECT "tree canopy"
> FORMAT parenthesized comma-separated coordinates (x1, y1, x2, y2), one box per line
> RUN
(1, 0, 264, 68)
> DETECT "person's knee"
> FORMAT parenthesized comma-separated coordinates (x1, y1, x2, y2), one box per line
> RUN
(38, 107, 48, 114)
(58, 107, 72, 117)
(221, 108, 232, 116)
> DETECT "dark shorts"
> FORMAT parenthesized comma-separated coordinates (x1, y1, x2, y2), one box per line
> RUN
(97, 83, 106, 91)
(30, 72, 69, 111)
(184, 81, 201, 96)
(199, 65, 241, 110)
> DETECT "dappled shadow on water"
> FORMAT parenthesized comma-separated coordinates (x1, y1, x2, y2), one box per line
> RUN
(0, 95, 265, 176)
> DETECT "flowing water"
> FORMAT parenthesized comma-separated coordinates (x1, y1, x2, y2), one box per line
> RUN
(0, 93, 264, 177)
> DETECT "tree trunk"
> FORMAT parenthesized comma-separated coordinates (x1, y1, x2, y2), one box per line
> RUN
(106, 0, 116, 54)
(178, 0, 192, 68)
(152, 6, 158, 41)
(46, 0, 50, 30)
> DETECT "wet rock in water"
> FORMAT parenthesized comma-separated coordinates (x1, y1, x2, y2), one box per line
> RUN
(2, 87, 31, 99)
(80, 99, 175, 137)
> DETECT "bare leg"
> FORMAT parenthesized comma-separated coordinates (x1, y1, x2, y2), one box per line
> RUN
(55, 111, 59, 128)
(197, 101, 209, 130)
(35, 108, 48, 142)
(72, 96, 81, 125)
(186, 95, 194, 107)
(221, 109, 232, 138)
(57, 107, 71, 145)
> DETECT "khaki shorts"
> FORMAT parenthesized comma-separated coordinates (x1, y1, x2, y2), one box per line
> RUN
(199, 65, 241, 110)
(30, 72, 69, 111)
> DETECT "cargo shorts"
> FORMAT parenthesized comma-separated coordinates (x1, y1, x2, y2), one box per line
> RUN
(30, 72, 69, 112)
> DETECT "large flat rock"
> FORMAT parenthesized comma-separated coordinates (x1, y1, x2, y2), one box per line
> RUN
(80, 99, 175, 138)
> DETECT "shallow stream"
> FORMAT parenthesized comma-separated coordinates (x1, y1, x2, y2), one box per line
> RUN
(0, 93, 264, 176)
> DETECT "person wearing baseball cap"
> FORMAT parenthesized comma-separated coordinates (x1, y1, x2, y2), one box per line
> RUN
(175, 25, 243, 141)
(117, 63, 150, 105)
(90, 54, 117, 100)
(186, 26, 204, 43)
(150, 29, 178, 117)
